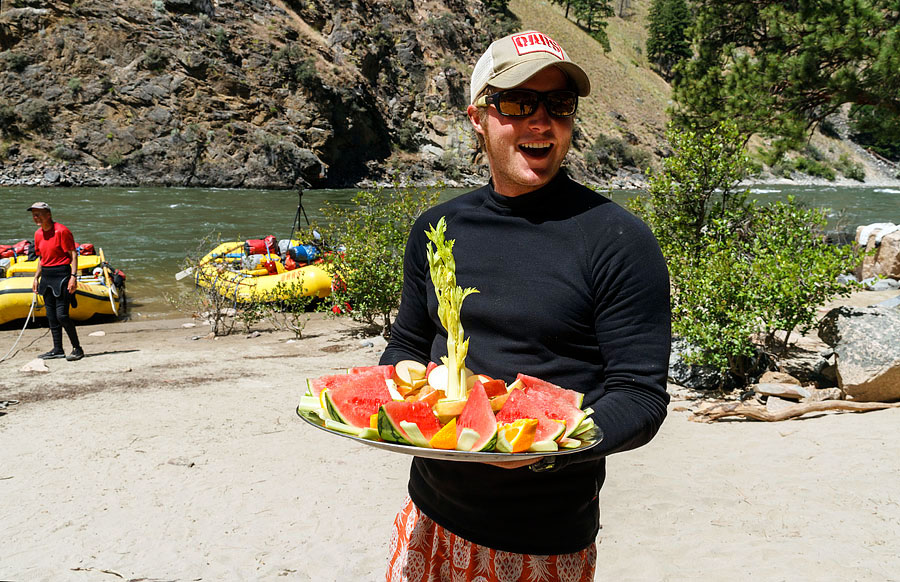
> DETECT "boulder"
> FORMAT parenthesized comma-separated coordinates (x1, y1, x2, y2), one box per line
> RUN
(855, 225, 900, 280)
(818, 306, 900, 402)
(753, 382, 810, 400)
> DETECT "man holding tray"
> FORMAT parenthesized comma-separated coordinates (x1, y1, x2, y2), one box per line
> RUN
(380, 30, 671, 581)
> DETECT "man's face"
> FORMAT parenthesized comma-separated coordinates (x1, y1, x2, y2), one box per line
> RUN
(467, 66, 574, 197)
(31, 209, 51, 226)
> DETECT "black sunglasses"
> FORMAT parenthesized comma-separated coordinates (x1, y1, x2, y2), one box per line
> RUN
(474, 89, 579, 118)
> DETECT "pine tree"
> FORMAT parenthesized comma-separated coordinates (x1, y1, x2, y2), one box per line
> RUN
(673, 0, 900, 150)
(646, 0, 692, 80)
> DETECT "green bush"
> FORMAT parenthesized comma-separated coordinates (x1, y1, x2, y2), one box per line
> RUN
(631, 121, 860, 385)
(834, 153, 866, 182)
(794, 156, 836, 180)
(0, 103, 17, 135)
(143, 47, 168, 71)
(314, 184, 443, 337)
(1, 51, 30, 73)
(585, 134, 652, 173)
(18, 99, 52, 132)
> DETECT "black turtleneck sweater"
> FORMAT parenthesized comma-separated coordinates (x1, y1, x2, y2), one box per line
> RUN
(380, 171, 671, 555)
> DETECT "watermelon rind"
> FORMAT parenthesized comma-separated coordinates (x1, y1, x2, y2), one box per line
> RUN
(322, 390, 351, 425)
(455, 428, 481, 451)
(571, 417, 595, 438)
(528, 439, 559, 453)
(399, 421, 431, 448)
(377, 407, 412, 445)
(325, 418, 365, 436)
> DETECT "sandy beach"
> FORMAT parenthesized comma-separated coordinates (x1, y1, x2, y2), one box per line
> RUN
(2, 311, 899, 581)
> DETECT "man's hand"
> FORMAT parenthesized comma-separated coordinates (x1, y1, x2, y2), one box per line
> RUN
(483, 457, 542, 470)
(67, 275, 77, 293)
(32, 275, 39, 293)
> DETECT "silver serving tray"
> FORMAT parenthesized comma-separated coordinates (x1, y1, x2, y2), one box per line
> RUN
(296, 408, 603, 462)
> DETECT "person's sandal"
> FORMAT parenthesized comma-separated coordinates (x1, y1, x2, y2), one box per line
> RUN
(39, 349, 66, 360)
(66, 347, 85, 361)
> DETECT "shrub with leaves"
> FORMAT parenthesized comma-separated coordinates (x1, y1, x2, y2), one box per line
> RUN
(314, 184, 442, 337)
(631, 121, 861, 386)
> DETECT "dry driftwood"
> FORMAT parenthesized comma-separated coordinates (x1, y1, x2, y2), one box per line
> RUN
(691, 399, 900, 422)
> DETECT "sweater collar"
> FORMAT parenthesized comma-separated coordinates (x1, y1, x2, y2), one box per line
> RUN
(485, 170, 571, 214)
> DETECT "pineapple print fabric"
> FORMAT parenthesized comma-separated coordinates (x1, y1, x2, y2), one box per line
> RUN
(387, 496, 596, 582)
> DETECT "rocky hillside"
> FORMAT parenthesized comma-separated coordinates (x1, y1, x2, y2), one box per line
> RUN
(3, 0, 892, 190)
(0, 0, 521, 188)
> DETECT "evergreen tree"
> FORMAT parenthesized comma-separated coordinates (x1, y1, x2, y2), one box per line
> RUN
(646, 0, 692, 80)
(673, 0, 900, 151)
(550, 0, 615, 51)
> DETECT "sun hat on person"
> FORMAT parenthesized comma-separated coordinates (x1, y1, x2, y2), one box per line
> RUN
(26, 201, 51, 212)
(469, 30, 591, 104)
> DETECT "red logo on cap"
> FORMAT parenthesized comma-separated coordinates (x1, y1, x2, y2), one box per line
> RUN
(511, 32, 566, 60)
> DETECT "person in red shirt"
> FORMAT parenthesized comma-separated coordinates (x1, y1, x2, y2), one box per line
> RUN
(28, 202, 84, 361)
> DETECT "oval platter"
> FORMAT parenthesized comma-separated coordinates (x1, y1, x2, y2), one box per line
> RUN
(296, 408, 603, 462)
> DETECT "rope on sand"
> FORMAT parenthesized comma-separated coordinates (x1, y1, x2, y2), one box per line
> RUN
(0, 294, 37, 363)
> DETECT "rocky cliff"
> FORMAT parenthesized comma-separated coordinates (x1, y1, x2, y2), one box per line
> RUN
(0, 0, 523, 188)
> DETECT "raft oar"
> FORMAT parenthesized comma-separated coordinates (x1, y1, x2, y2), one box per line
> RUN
(175, 252, 242, 281)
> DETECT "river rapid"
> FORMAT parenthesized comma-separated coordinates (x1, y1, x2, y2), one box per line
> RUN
(2, 183, 898, 319)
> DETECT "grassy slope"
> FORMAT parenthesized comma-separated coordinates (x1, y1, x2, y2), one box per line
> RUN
(508, 0, 671, 156)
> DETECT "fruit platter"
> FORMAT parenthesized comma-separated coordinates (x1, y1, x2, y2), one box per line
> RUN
(296, 361, 603, 462)
(296, 217, 601, 461)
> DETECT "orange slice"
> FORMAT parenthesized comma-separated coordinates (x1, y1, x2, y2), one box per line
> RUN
(428, 418, 458, 450)
(496, 419, 538, 453)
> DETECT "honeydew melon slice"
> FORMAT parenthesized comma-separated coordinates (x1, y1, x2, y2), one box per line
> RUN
(528, 439, 559, 453)
(358, 427, 381, 441)
(399, 421, 431, 448)
(297, 394, 323, 413)
(455, 428, 481, 451)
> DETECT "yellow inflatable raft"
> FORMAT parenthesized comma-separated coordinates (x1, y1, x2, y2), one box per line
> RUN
(0, 249, 126, 326)
(193, 241, 332, 303)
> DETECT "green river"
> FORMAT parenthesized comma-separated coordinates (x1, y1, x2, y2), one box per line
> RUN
(2, 184, 898, 318)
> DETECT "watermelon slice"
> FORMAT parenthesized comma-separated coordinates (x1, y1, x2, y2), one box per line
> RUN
(516, 374, 584, 408)
(321, 372, 393, 428)
(455, 383, 497, 452)
(377, 401, 442, 447)
(495, 389, 566, 443)
(349, 364, 396, 380)
(518, 388, 587, 438)
(308, 369, 386, 397)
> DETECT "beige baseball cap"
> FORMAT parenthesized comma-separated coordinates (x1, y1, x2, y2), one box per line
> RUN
(470, 30, 591, 104)
(26, 201, 51, 212)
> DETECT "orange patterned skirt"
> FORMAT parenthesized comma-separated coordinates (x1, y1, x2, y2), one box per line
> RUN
(386, 496, 597, 582)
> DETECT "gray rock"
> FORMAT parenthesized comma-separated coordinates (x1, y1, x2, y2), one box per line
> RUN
(818, 306, 900, 402)
(21, 358, 50, 373)
(668, 338, 733, 390)
(754, 382, 811, 400)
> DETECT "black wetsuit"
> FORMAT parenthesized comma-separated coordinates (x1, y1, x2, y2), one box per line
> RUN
(380, 171, 671, 554)
(39, 265, 80, 352)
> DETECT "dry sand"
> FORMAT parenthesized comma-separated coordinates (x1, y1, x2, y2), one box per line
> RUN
(1, 310, 899, 581)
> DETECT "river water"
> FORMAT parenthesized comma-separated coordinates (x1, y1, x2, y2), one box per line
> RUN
(2, 183, 898, 318)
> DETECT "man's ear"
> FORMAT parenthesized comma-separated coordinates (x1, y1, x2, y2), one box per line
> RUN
(467, 104, 485, 137)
